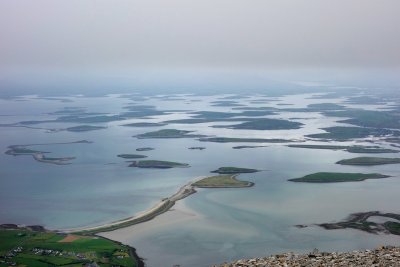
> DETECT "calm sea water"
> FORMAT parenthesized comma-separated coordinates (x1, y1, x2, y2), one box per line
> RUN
(1, 93, 399, 266)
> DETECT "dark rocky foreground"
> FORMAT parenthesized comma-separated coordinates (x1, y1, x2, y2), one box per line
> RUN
(214, 246, 400, 267)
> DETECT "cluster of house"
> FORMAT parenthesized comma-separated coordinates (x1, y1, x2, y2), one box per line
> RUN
(0, 246, 23, 266)
(32, 247, 88, 259)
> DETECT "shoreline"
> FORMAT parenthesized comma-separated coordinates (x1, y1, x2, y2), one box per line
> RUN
(61, 174, 253, 235)
(61, 177, 202, 235)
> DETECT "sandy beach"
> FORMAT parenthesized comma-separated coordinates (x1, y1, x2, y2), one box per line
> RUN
(99, 200, 202, 242)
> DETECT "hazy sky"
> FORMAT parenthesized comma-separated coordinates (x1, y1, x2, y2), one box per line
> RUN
(1, 0, 400, 71)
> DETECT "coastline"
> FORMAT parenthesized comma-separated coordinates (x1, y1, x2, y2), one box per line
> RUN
(61, 177, 202, 235)
(61, 174, 253, 235)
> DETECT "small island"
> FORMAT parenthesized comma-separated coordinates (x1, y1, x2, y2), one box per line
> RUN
(117, 154, 148, 159)
(193, 174, 254, 188)
(129, 160, 189, 168)
(212, 118, 303, 130)
(135, 129, 205, 139)
(306, 126, 396, 141)
(211, 167, 259, 174)
(336, 157, 400, 166)
(288, 172, 390, 183)
(199, 137, 293, 143)
(65, 125, 107, 132)
(5, 145, 76, 165)
(136, 147, 154, 151)
(317, 211, 400, 235)
(232, 145, 267, 149)
(188, 147, 206, 150)
(287, 144, 399, 154)
(121, 122, 167, 127)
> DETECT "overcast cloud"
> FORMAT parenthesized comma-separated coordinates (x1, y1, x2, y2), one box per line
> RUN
(1, 0, 399, 70)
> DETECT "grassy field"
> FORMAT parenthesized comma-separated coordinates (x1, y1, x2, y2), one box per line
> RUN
(337, 157, 400, 165)
(288, 172, 390, 183)
(211, 167, 259, 174)
(193, 175, 253, 188)
(0, 229, 137, 267)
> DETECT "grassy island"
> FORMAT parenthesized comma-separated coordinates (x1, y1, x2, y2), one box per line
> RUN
(65, 125, 106, 132)
(212, 118, 303, 130)
(193, 175, 254, 188)
(0, 227, 139, 267)
(232, 145, 267, 149)
(199, 137, 293, 143)
(136, 147, 154, 151)
(288, 172, 390, 183)
(336, 157, 400, 165)
(121, 122, 167, 127)
(129, 160, 189, 168)
(318, 211, 400, 236)
(117, 154, 147, 159)
(306, 126, 397, 141)
(136, 129, 204, 139)
(211, 167, 259, 174)
(287, 144, 399, 154)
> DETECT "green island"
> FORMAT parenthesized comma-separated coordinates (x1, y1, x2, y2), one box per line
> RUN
(135, 129, 205, 139)
(5, 145, 77, 165)
(188, 147, 206, 150)
(306, 126, 398, 141)
(317, 211, 400, 235)
(288, 172, 390, 183)
(384, 221, 400, 235)
(164, 110, 276, 124)
(199, 137, 294, 143)
(65, 125, 106, 132)
(346, 147, 399, 153)
(121, 122, 167, 127)
(232, 145, 267, 149)
(129, 160, 189, 168)
(117, 154, 147, 159)
(136, 147, 154, 151)
(210, 100, 244, 107)
(0, 226, 140, 267)
(212, 118, 303, 130)
(336, 157, 400, 166)
(323, 109, 400, 129)
(287, 144, 399, 153)
(193, 175, 254, 188)
(211, 167, 259, 174)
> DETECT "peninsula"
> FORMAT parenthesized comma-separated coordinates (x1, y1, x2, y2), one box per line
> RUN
(63, 174, 253, 235)
(318, 211, 400, 235)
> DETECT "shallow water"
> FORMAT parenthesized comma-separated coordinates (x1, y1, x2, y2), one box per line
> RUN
(1, 93, 399, 266)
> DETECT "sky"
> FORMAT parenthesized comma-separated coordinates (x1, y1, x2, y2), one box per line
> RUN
(0, 0, 399, 95)
(1, 0, 400, 69)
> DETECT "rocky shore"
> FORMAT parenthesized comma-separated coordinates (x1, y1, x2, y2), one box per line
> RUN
(214, 246, 400, 267)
